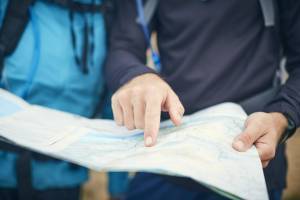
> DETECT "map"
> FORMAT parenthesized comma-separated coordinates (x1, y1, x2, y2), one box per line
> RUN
(0, 89, 269, 200)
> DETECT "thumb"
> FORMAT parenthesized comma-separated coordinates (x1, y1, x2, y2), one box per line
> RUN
(165, 90, 184, 126)
(232, 122, 262, 152)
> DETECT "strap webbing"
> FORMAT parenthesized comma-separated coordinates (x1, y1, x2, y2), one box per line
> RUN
(16, 151, 34, 200)
(0, 3, 38, 198)
(259, 0, 275, 27)
(144, 0, 159, 24)
(0, 0, 34, 71)
(0, 139, 35, 200)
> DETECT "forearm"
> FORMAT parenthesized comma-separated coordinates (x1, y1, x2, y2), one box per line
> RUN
(104, 0, 157, 92)
(264, 69, 300, 127)
(105, 49, 156, 92)
(264, 0, 300, 128)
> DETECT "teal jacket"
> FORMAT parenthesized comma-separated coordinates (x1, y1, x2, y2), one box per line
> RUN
(0, 0, 107, 189)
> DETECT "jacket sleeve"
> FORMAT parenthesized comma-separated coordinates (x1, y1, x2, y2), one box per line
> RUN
(264, 0, 300, 127)
(104, 0, 157, 92)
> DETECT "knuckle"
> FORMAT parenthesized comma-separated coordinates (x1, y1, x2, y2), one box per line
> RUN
(117, 91, 129, 102)
(152, 96, 163, 104)
(125, 122, 135, 130)
(111, 94, 118, 103)
(255, 119, 265, 126)
(242, 133, 253, 144)
(131, 86, 144, 96)
(269, 129, 278, 138)
(134, 117, 144, 129)
(254, 112, 267, 118)
(131, 92, 145, 105)
(247, 112, 266, 122)
(147, 112, 158, 120)
(263, 148, 276, 160)
(268, 148, 276, 159)
(146, 87, 163, 98)
(148, 93, 163, 103)
(247, 120, 265, 131)
(146, 85, 157, 93)
(135, 122, 144, 130)
(128, 126, 135, 131)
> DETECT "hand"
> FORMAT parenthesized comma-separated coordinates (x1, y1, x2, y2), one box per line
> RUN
(232, 112, 288, 168)
(112, 73, 185, 147)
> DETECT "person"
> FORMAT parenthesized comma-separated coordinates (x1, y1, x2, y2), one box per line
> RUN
(105, 0, 300, 200)
(0, 0, 108, 199)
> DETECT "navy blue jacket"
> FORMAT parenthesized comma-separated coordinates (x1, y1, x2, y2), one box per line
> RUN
(105, 0, 300, 191)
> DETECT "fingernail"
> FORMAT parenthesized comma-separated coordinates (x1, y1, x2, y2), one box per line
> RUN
(234, 140, 245, 151)
(175, 112, 182, 124)
(145, 136, 153, 146)
(178, 110, 183, 117)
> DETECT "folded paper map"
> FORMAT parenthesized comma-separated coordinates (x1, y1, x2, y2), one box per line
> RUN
(0, 89, 268, 200)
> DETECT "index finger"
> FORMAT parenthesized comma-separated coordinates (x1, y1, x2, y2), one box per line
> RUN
(144, 98, 162, 147)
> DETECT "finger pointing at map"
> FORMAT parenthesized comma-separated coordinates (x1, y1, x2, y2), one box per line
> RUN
(111, 73, 184, 147)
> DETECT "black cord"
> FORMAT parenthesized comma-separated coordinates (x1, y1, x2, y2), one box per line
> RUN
(68, 0, 100, 74)
(89, 0, 96, 69)
(81, 14, 89, 74)
(69, 8, 82, 71)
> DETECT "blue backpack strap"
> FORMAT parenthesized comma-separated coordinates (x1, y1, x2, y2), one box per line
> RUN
(259, 0, 275, 27)
(0, 2, 36, 198)
(0, 0, 34, 75)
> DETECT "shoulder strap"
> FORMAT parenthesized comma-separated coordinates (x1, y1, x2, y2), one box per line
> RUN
(0, 0, 106, 75)
(144, 0, 159, 25)
(135, 0, 159, 26)
(0, 0, 34, 73)
(259, 0, 275, 27)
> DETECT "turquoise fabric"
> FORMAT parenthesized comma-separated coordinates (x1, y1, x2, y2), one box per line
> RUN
(0, 0, 107, 190)
(108, 172, 130, 198)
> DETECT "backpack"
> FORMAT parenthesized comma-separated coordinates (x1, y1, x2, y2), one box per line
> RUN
(0, 1, 116, 199)
(0, 0, 116, 75)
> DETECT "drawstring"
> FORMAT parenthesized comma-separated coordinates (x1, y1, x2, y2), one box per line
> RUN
(69, 9, 80, 71)
(69, 0, 96, 74)
(89, 0, 95, 68)
(82, 14, 89, 73)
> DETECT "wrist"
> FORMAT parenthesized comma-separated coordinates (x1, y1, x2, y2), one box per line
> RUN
(270, 112, 288, 140)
